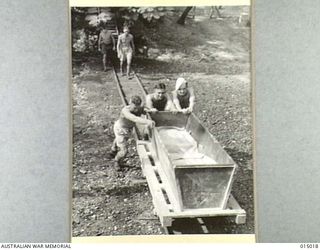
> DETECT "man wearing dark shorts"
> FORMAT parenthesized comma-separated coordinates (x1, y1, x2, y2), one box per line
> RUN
(98, 25, 115, 71)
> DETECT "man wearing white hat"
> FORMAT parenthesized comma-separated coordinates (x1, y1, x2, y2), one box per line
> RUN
(117, 26, 135, 78)
(172, 77, 195, 114)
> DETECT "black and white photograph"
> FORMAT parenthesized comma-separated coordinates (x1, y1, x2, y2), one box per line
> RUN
(71, 5, 253, 237)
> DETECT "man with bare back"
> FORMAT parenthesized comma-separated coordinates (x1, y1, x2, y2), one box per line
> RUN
(110, 95, 154, 170)
(98, 25, 115, 71)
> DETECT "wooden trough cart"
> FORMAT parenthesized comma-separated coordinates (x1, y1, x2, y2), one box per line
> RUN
(135, 112, 246, 227)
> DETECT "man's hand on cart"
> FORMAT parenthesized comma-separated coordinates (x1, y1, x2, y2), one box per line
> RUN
(147, 120, 155, 128)
(146, 108, 158, 113)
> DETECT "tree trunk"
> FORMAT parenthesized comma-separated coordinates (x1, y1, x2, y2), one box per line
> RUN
(177, 7, 193, 25)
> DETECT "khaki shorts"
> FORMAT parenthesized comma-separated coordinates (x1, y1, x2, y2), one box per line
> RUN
(118, 47, 133, 63)
(113, 121, 131, 148)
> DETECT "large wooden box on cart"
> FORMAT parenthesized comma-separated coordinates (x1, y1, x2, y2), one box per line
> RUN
(136, 112, 246, 227)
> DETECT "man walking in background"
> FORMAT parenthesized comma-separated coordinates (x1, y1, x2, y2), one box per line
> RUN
(98, 24, 115, 71)
(117, 26, 135, 78)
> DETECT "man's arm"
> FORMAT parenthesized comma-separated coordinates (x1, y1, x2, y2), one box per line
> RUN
(172, 91, 182, 110)
(143, 106, 153, 113)
(188, 87, 195, 112)
(98, 32, 102, 50)
(145, 94, 153, 109)
(130, 35, 135, 53)
(145, 94, 158, 112)
(111, 33, 116, 50)
(164, 94, 176, 112)
(122, 107, 154, 126)
(117, 35, 121, 54)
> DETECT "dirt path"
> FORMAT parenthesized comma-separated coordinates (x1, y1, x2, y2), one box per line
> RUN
(72, 66, 164, 236)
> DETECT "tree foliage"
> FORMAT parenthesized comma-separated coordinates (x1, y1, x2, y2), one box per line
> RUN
(75, 7, 175, 28)
(123, 7, 175, 22)
(71, 7, 177, 53)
